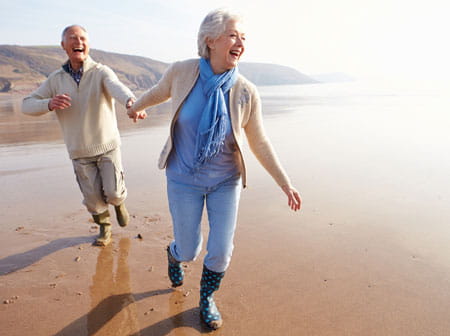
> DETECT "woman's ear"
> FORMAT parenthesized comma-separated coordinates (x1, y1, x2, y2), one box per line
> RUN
(206, 37, 215, 50)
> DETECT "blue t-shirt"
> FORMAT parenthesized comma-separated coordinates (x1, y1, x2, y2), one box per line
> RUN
(166, 77, 240, 187)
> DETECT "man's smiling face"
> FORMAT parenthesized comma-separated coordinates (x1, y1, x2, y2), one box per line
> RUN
(61, 26, 90, 69)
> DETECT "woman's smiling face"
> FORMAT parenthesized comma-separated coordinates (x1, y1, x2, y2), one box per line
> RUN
(208, 19, 246, 74)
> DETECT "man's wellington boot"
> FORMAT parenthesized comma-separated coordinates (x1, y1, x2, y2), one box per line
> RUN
(95, 224, 112, 246)
(114, 203, 130, 227)
(92, 210, 112, 246)
(199, 265, 225, 330)
(167, 246, 184, 287)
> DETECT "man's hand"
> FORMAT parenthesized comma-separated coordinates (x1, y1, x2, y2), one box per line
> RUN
(48, 94, 72, 111)
(126, 97, 135, 109)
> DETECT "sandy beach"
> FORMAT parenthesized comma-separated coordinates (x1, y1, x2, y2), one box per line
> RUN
(2, 83, 450, 335)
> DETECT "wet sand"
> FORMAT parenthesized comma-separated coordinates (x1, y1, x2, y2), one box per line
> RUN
(2, 91, 450, 335)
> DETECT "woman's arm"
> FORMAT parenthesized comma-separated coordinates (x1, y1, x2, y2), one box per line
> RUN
(244, 87, 301, 211)
(127, 63, 176, 122)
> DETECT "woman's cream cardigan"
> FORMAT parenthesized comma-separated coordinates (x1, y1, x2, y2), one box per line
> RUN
(132, 59, 291, 188)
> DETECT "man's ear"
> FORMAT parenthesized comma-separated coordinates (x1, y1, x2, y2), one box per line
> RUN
(61, 41, 65, 49)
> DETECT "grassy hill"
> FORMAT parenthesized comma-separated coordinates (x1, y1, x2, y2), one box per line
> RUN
(0, 45, 317, 94)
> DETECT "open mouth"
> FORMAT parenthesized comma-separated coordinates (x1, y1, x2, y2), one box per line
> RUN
(230, 50, 241, 59)
(73, 47, 84, 53)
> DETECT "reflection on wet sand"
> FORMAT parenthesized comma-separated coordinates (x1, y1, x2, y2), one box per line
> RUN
(88, 240, 206, 336)
(88, 240, 209, 336)
(52, 249, 173, 335)
(88, 238, 139, 335)
(0, 95, 171, 146)
(0, 96, 62, 145)
(0, 100, 14, 116)
(52, 238, 174, 335)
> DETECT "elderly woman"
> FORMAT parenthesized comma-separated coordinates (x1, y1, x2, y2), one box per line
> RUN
(128, 8, 301, 329)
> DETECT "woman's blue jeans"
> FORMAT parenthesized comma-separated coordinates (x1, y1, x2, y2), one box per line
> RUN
(166, 175, 242, 273)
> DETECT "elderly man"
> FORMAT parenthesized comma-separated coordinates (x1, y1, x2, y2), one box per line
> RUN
(22, 25, 136, 246)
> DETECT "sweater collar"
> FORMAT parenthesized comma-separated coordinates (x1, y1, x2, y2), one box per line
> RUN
(62, 55, 96, 73)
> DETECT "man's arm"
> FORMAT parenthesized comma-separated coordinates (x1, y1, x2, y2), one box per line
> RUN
(101, 66, 136, 107)
(22, 78, 55, 116)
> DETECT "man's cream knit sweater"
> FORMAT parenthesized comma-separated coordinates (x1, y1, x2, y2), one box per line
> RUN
(22, 56, 135, 159)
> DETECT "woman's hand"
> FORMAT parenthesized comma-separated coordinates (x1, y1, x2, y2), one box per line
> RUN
(281, 184, 302, 212)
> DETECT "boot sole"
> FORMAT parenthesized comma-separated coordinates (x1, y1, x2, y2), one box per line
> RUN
(200, 314, 223, 330)
(93, 238, 112, 246)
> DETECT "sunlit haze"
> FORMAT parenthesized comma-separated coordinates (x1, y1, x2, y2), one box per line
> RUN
(1, 0, 449, 80)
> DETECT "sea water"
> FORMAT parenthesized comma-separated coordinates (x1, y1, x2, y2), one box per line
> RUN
(257, 78, 450, 206)
(2, 79, 449, 209)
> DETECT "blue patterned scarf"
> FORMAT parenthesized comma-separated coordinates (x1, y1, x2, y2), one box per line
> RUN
(194, 58, 238, 168)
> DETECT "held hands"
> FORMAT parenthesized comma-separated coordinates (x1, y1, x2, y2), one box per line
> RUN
(127, 101, 147, 123)
(281, 184, 302, 212)
(48, 94, 72, 111)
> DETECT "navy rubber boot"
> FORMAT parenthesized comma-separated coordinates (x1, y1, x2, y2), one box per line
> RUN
(199, 265, 225, 330)
(166, 246, 184, 287)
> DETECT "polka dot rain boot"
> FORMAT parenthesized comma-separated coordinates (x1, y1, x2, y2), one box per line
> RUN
(199, 265, 225, 330)
(166, 246, 184, 287)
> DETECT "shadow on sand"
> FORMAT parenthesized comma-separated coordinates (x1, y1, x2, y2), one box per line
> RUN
(52, 238, 209, 335)
(52, 289, 176, 336)
(129, 307, 214, 336)
(52, 291, 210, 336)
(0, 235, 94, 275)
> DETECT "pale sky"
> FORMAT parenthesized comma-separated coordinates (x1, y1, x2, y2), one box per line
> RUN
(1, 0, 449, 80)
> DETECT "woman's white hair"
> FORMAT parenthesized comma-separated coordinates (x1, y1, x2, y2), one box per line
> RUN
(197, 8, 243, 59)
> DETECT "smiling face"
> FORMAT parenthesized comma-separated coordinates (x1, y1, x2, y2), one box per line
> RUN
(61, 26, 90, 71)
(207, 19, 245, 74)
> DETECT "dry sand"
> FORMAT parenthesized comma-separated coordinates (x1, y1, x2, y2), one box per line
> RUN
(2, 95, 450, 335)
